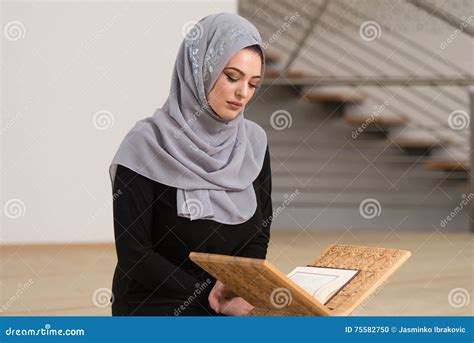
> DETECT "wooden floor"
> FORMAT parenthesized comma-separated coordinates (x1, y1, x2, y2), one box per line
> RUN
(1, 231, 472, 316)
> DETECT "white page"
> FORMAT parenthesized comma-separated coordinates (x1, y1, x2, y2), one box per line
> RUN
(286, 266, 358, 303)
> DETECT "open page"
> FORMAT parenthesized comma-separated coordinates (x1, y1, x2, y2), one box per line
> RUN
(286, 266, 359, 304)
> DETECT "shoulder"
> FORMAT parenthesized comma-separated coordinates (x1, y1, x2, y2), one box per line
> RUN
(114, 164, 166, 192)
(115, 164, 148, 182)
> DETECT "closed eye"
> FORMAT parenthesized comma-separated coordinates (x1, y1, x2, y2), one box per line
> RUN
(226, 74, 258, 89)
(225, 74, 238, 83)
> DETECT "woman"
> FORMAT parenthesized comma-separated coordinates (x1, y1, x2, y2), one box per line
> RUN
(109, 12, 272, 316)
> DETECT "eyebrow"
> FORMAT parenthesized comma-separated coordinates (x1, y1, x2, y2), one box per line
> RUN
(224, 67, 261, 79)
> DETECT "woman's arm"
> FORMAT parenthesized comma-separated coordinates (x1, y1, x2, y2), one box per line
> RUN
(208, 146, 272, 315)
(112, 164, 201, 295)
(238, 145, 273, 259)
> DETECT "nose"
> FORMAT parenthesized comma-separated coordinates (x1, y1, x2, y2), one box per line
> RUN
(236, 83, 250, 99)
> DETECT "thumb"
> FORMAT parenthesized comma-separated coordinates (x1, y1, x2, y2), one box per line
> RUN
(210, 292, 221, 313)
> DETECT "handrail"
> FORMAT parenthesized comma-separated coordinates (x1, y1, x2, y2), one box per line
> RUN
(239, 5, 298, 55)
(406, 0, 474, 38)
(250, 8, 470, 140)
(262, 76, 474, 87)
(239, 0, 473, 232)
(330, 1, 472, 77)
(276, 0, 469, 108)
(282, 0, 330, 75)
(245, 1, 471, 140)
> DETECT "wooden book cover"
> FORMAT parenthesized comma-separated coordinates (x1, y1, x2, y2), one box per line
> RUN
(189, 244, 411, 316)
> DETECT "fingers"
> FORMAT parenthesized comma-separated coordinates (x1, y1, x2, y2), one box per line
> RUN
(208, 281, 251, 315)
(210, 298, 220, 313)
(219, 297, 253, 316)
(208, 289, 221, 313)
(219, 299, 233, 315)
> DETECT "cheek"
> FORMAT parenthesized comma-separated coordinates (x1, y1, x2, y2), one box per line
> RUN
(210, 79, 233, 102)
(216, 78, 235, 96)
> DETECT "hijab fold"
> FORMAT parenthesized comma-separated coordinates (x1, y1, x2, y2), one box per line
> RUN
(109, 13, 268, 225)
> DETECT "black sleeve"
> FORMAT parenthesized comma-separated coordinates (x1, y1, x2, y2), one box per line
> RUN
(239, 145, 273, 259)
(112, 164, 200, 294)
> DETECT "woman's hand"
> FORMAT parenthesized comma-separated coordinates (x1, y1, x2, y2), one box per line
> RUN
(208, 280, 254, 316)
(208, 280, 236, 313)
(218, 296, 254, 316)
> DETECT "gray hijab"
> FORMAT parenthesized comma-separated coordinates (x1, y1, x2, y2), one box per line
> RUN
(109, 13, 268, 225)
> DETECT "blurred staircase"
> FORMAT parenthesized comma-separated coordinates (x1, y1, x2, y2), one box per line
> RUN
(239, 0, 473, 232)
(245, 85, 469, 232)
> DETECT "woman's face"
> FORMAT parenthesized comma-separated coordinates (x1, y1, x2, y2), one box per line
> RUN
(207, 48, 262, 121)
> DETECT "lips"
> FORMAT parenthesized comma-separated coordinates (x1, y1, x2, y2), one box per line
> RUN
(226, 101, 242, 108)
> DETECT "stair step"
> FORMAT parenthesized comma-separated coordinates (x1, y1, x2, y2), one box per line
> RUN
(385, 137, 450, 149)
(424, 159, 469, 172)
(385, 127, 450, 150)
(423, 146, 470, 171)
(343, 101, 408, 128)
(302, 86, 368, 104)
(343, 114, 408, 127)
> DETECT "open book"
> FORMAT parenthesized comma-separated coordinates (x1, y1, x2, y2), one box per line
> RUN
(286, 266, 360, 305)
(189, 244, 411, 316)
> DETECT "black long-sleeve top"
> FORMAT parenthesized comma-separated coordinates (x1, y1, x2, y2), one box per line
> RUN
(111, 146, 272, 316)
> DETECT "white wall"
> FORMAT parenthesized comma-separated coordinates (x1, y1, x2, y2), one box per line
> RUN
(2, 0, 237, 244)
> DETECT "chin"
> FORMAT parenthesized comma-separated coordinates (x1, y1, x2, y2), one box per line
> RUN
(219, 111, 238, 121)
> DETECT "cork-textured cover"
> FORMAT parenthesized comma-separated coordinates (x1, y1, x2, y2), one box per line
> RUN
(307, 244, 411, 315)
(189, 244, 411, 316)
(189, 252, 331, 316)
